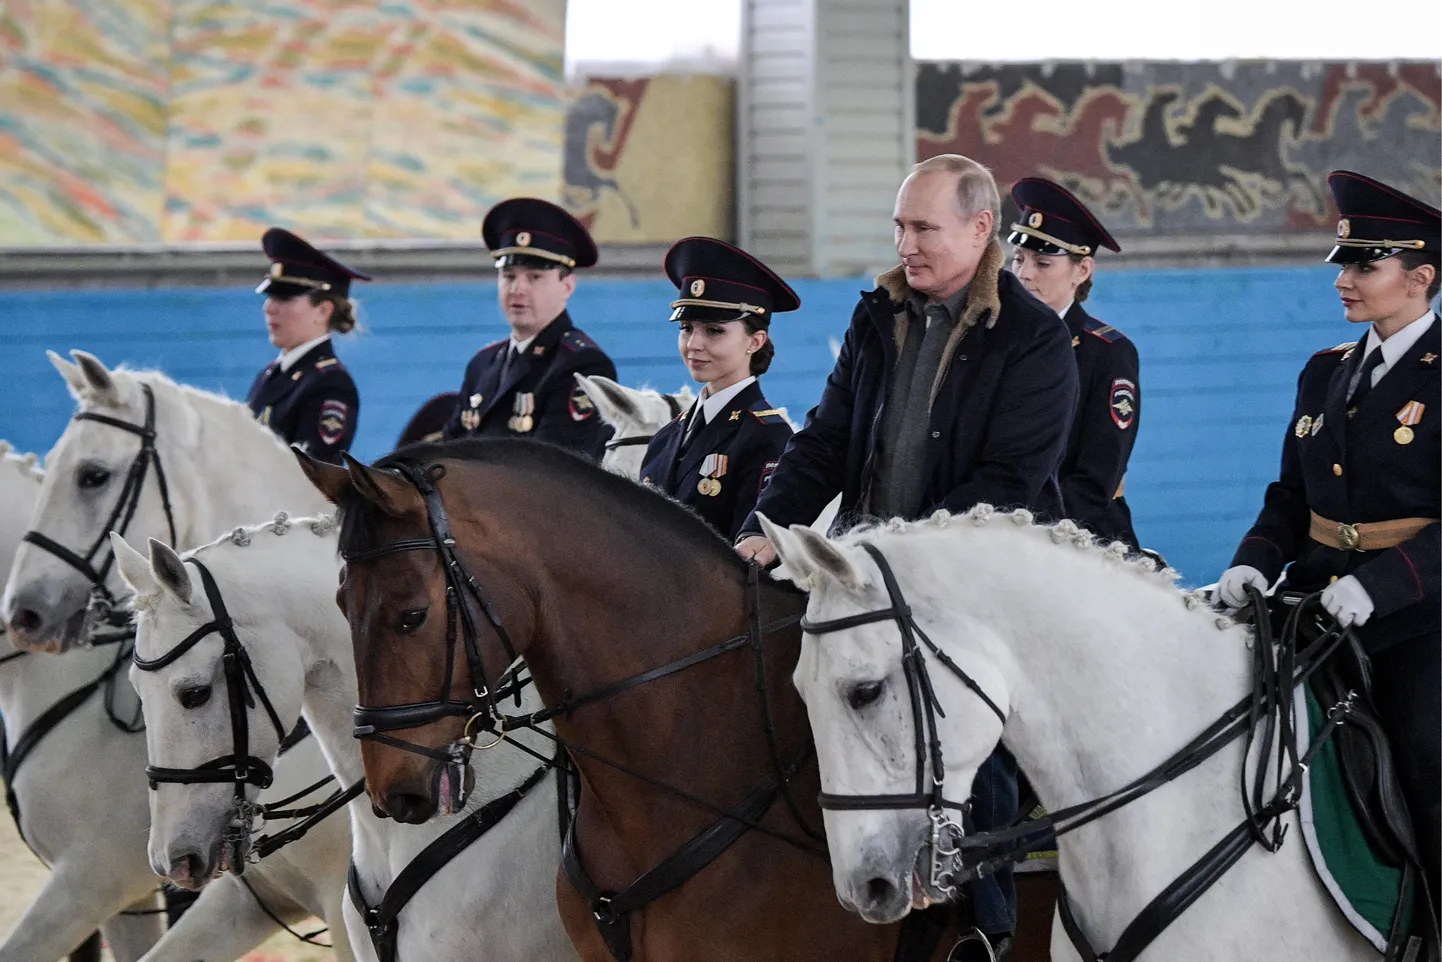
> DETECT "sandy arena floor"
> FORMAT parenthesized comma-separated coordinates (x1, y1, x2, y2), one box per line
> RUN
(0, 804, 334, 962)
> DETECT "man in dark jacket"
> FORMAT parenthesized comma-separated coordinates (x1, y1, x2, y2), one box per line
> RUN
(736, 154, 1078, 952)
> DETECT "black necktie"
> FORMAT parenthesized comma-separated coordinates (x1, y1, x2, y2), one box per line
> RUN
(1349, 348, 1386, 408)
(678, 407, 705, 457)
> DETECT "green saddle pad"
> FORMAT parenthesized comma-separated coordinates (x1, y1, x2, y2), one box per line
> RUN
(1298, 685, 1413, 952)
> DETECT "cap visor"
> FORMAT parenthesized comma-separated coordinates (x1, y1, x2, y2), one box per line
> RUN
(1006, 230, 1068, 256)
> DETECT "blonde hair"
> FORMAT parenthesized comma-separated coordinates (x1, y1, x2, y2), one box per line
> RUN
(911, 154, 1001, 233)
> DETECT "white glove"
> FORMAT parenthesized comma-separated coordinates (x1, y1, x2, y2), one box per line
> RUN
(1321, 575, 1374, 628)
(1217, 565, 1268, 608)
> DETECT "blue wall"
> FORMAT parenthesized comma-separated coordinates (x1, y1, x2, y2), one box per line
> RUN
(0, 265, 1356, 585)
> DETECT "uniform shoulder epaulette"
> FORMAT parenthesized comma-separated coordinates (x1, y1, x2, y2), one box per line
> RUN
(561, 329, 600, 353)
(313, 357, 342, 370)
(750, 406, 789, 425)
(1314, 341, 1356, 356)
(1083, 317, 1125, 343)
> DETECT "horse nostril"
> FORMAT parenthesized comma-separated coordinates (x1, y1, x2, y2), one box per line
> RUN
(865, 876, 897, 907)
(383, 791, 434, 825)
(9, 608, 43, 634)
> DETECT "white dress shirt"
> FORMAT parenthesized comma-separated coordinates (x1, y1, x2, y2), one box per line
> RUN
(277, 335, 331, 372)
(1350, 310, 1435, 396)
(692, 376, 757, 426)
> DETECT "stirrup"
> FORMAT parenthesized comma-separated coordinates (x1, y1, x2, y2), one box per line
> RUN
(947, 926, 1002, 962)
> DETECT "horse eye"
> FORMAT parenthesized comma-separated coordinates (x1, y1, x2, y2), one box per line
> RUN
(396, 608, 427, 633)
(847, 681, 885, 711)
(178, 685, 211, 709)
(77, 466, 112, 489)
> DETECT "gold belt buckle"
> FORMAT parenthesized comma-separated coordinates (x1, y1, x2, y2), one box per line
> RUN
(1337, 523, 1361, 551)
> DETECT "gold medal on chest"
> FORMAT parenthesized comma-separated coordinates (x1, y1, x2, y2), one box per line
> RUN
(697, 477, 721, 496)
(509, 393, 536, 433)
(697, 453, 729, 497)
(1294, 415, 1312, 438)
(1394, 401, 1425, 446)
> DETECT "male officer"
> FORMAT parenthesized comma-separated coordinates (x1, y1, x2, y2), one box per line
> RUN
(737, 154, 1079, 957)
(1007, 178, 1140, 548)
(443, 198, 617, 459)
(1218, 170, 1440, 904)
(246, 228, 365, 464)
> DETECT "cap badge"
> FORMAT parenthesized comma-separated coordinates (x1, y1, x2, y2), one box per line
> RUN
(1028, 212, 1044, 229)
(516, 231, 531, 247)
(690, 279, 705, 296)
(269, 263, 283, 277)
(1337, 218, 1350, 239)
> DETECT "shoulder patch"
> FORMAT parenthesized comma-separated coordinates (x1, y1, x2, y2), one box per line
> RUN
(318, 399, 349, 446)
(750, 407, 788, 425)
(561, 329, 600, 353)
(1315, 341, 1357, 356)
(1083, 317, 1123, 343)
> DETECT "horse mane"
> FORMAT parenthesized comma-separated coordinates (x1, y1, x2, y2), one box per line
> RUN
(839, 504, 1226, 624)
(188, 512, 338, 560)
(0, 442, 43, 483)
(337, 439, 746, 573)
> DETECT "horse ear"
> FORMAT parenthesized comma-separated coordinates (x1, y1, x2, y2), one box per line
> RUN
(110, 532, 158, 598)
(575, 374, 636, 424)
(70, 351, 120, 406)
(48, 350, 88, 399)
(760, 514, 864, 592)
(146, 538, 192, 604)
(341, 452, 417, 519)
(292, 447, 353, 505)
(674, 384, 696, 405)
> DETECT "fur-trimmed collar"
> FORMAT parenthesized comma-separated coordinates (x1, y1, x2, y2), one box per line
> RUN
(872, 237, 1006, 408)
(873, 236, 1004, 332)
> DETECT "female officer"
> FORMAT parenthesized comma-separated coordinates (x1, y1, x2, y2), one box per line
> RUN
(640, 237, 798, 541)
(246, 227, 366, 464)
(1218, 170, 1440, 902)
(1007, 177, 1139, 549)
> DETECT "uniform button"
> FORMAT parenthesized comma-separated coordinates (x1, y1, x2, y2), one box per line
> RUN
(931, 431, 941, 439)
(958, 354, 967, 361)
(1332, 463, 1343, 476)
(1329, 575, 1339, 584)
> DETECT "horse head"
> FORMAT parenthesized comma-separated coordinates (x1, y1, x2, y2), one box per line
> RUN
(761, 512, 1012, 925)
(113, 526, 315, 888)
(2, 352, 203, 652)
(577, 374, 694, 478)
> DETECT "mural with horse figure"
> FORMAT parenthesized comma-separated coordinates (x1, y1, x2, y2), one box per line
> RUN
(916, 61, 1441, 237)
(561, 74, 736, 243)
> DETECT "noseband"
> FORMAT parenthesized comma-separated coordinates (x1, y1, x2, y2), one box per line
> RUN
(23, 384, 179, 643)
(132, 557, 288, 868)
(800, 543, 1006, 899)
(602, 394, 684, 452)
(342, 460, 523, 810)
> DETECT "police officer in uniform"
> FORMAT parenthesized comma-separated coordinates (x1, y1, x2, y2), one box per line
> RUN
(247, 228, 365, 464)
(1218, 170, 1440, 902)
(639, 237, 797, 541)
(1008, 178, 1140, 548)
(442, 198, 617, 459)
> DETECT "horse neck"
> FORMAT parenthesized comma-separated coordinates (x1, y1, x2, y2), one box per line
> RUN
(150, 378, 330, 541)
(474, 464, 809, 834)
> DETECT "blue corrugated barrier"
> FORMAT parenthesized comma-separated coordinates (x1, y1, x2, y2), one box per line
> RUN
(0, 264, 1358, 585)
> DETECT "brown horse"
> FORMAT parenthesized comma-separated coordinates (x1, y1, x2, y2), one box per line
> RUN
(299, 439, 962, 962)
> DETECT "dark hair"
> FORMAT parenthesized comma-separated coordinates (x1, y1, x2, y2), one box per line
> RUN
(1394, 249, 1442, 301)
(1068, 253, 1094, 303)
(745, 318, 774, 375)
(307, 291, 357, 334)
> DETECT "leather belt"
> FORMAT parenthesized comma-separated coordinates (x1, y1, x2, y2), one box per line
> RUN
(1308, 511, 1436, 552)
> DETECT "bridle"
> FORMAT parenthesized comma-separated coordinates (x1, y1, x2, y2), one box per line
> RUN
(22, 384, 179, 644)
(602, 393, 684, 452)
(802, 541, 1368, 962)
(131, 556, 289, 870)
(800, 543, 1006, 900)
(342, 460, 522, 810)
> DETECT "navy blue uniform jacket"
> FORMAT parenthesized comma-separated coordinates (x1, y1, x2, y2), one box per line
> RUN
(442, 311, 616, 460)
(1059, 303, 1140, 548)
(1231, 318, 1440, 653)
(246, 339, 358, 465)
(739, 239, 1078, 536)
(639, 380, 793, 541)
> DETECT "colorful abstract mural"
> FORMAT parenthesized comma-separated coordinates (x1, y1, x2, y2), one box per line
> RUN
(561, 74, 734, 243)
(0, 0, 566, 245)
(916, 61, 1441, 236)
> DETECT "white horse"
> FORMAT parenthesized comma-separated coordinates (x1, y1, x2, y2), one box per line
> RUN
(0, 352, 355, 962)
(760, 507, 1377, 961)
(112, 520, 578, 962)
(577, 373, 842, 535)
(575, 374, 694, 478)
